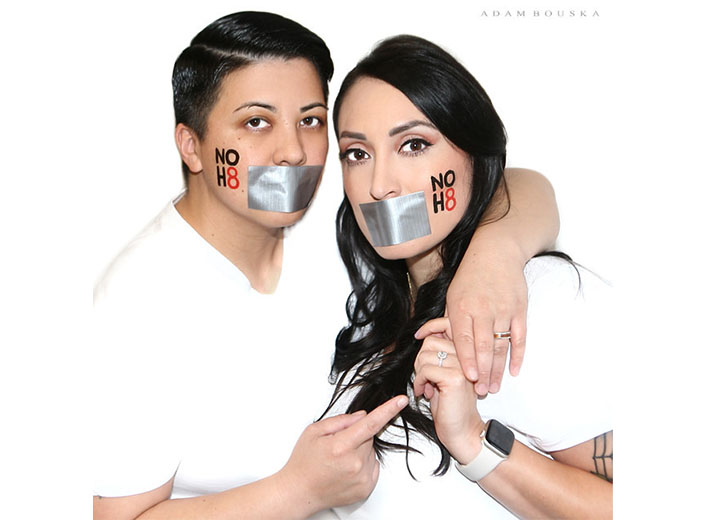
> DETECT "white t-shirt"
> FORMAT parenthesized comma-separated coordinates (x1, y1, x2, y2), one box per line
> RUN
(332, 255, 615, 519)
(92, 193, 350, 505)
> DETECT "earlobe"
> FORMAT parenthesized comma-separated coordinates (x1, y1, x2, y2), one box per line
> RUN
(175, 124, 204, 174)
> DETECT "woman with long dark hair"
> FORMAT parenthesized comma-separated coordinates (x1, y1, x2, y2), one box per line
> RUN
(93, 13, 564, 520)
(329, 35, 613, 518)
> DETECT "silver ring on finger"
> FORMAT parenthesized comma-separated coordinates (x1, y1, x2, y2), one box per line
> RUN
(437, 351, 448, 367)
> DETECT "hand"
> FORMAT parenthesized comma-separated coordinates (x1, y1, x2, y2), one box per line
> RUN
(442, 246, 528, 395)
(279, 394, 409, 513)
(412, 318, 485, 464)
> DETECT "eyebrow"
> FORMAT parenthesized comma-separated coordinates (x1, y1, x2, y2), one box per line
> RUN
(339, 120, 436, 141)
(234, 101, 328, 114)
(389, 120, 436, 137)
(300, 102, 328, 112)
(339, 130, 367, 140)
(234, 102, 276, 113)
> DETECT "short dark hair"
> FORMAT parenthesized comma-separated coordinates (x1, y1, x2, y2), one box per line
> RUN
(172, 11, 334, 184)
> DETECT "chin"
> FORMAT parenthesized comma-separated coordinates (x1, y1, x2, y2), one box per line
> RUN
(255, 208, 309, 229)
(372, 238, 431, 261)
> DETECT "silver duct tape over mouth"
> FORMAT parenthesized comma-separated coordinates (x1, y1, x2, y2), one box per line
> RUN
(359, 191, 431, 247)
(248, 165, 324, 213)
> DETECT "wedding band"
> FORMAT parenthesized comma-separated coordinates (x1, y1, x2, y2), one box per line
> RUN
(493, 331, 511, 340)
(437, 351, 448, 367)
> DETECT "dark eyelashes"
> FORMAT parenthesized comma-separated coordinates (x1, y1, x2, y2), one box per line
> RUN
(399, 138, 431, 154)
(339, 137, 432, 163)
(339, 148, 369, 162)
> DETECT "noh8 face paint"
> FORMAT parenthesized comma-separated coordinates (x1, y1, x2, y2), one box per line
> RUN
(359, 191, 431, 247)
(247, 165, 324, 213)
(214, 148, 323, 213)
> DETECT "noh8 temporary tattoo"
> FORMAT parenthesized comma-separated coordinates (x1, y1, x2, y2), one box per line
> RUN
(215, 148, 240, 189)
(430, 169, 456, 213)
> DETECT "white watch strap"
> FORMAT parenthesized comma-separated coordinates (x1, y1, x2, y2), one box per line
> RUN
(455, 439, 506, 482)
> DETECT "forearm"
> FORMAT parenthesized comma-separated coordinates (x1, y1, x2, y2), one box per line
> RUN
(136, 472, 318, 520)
(470, 168, 559, 262)
(477, 441, 612, 519)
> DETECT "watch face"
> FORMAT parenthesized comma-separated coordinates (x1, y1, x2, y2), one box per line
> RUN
(486, 419, 515, 456)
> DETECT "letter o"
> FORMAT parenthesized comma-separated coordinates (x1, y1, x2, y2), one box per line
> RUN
(444, 170, 456, 187)
(225, 149, 240, 165)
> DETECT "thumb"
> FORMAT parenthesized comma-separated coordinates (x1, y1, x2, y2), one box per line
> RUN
(414, 317, 453, 341)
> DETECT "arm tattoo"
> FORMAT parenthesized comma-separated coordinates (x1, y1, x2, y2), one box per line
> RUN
(591, 431, 613, 482)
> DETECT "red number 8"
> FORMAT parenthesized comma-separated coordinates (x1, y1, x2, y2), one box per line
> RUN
(227, 167, 239, 189)
(446, 187, 456, 211)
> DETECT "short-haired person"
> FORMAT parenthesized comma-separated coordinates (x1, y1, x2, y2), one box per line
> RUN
(93, 13, 561, 520)
(327, 35, 613, 518)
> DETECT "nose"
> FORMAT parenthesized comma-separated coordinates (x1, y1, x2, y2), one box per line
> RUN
(273, 124, 306, 166)
(369, 156, 401, 200)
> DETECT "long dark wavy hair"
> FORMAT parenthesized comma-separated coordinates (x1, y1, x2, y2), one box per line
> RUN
(324, 35, 511, 476)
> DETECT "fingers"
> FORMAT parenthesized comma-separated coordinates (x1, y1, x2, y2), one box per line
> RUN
(414, 317, 453, 341)
(413, 334, 456, 396)
(343, 395, 409, 447)
(423, 382, 435, 400)
(471, 315, 495, 396)
(508, 313, 527, 377)
(417, 315, 516, 396)
(440, 309, 480, 382)
(314, 409, 367, 436)
(485, 318, 511, 395)
(415, 317, 453, 386)
(413, 350, 465, 396)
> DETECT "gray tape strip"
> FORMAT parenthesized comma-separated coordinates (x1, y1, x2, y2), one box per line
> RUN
(359, 191, 431, 247)
(248, 165, 323, 213)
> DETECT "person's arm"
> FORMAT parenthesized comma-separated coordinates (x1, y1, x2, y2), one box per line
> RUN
(444, 168, 559, 395)
(93, 396, 409, 520)
(94, 470, 315, 520)
(94, 479, 175, 520)
(476, 432, 612, 519)
(412, 318, 611, 519)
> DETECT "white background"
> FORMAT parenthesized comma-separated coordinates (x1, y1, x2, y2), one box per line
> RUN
(1, 0, 703, 517)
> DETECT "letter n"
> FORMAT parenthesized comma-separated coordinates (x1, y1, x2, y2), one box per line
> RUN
(430, 173, 445, 192)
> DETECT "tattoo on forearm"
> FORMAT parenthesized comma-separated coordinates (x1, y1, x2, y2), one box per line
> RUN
(592, 431, 613, 482)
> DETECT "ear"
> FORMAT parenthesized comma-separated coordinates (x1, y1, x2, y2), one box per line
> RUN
(175, 123, 204, 174)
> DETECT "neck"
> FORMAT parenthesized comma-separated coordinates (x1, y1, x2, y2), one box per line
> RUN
(405, 247, 442, 290)
(175, 182, 284, 294)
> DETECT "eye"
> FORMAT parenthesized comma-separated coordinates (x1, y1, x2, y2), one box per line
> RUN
(339, 148, 371, 164)
(245, 117, 271, 130)
(300, 116, 323, 128)
(399, 138, 431, 155)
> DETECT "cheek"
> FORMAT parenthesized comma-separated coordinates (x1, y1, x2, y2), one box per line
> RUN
(303, 133, 329, 164)
(211, 146, 245, 192)
(426, 168, 461, 215)
(209, 144, 266, 194)
(342, 175, 371, 233)
(342, 173, 365, 204)
(424, 167, 470, 241)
